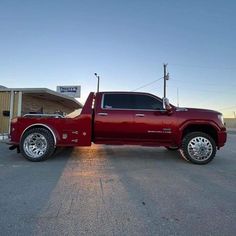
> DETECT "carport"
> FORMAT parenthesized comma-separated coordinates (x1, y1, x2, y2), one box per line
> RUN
(0, 88, 82, 134)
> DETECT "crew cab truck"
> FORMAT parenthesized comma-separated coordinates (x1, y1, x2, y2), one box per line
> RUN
(9, 91, 227, 164)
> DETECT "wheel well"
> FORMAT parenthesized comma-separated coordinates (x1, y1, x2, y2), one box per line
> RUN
(182, 124, 217, 144)
(21, 124, 57, 145)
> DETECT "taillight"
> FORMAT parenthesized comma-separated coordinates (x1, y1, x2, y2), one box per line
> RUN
(11, 117, 18, 123)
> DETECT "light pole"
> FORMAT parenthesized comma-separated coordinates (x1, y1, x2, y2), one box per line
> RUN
(94, 73, 100, 93)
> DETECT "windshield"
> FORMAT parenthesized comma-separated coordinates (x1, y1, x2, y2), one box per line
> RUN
(65, 109, 82, 118)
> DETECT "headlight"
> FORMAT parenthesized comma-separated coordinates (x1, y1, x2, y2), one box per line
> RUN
(218, 114, 224, 125)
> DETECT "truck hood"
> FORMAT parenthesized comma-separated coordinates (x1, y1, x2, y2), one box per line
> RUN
(175, 107, 221, 115)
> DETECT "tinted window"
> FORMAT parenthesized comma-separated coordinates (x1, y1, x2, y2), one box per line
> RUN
(103, 94, 134, 109)
(134, 94, 163, 110)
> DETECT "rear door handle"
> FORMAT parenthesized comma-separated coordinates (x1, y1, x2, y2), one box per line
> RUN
(135, 113, 145, 117)
(98, 112, 108, 116)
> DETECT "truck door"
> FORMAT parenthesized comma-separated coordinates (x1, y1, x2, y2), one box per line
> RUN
(94, 93, 135, 142)
(132, 94, 173, 143)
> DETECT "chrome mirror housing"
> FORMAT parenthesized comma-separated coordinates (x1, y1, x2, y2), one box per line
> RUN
(163, 97, 172, 111)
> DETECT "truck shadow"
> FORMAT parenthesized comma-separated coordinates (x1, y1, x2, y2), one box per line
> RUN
(0, 143, 72, 235)
(51, 145, 186, 165)
(95, 146, 209, 235)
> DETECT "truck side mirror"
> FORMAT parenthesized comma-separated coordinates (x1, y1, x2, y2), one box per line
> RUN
(163, 97, 172, 112)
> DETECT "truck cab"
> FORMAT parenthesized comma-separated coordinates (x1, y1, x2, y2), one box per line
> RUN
(94, 92, 174, 145)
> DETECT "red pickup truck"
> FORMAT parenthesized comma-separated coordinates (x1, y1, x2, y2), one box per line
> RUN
(9, 91, 227, 164)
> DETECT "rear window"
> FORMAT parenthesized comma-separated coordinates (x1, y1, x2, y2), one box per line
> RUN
(102, 94, 134, 109)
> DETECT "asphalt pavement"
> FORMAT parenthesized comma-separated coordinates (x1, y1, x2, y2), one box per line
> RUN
(0, 134, 236, 236)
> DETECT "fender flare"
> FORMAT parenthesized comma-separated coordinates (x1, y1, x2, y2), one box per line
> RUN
(179, 120, 220, 133)
(20, 123, 58, 146)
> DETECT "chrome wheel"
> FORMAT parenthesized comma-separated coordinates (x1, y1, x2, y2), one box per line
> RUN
(20, 127, 55, 162)
(181, 132, 216, 164)
(23, 133, 48, 159)
(187, 136, 213, 161)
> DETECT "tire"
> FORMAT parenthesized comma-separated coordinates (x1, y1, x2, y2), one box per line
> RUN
(165, 146, 179, 151)
(20, 127, 55, 162)
(180, 132, 216, 165)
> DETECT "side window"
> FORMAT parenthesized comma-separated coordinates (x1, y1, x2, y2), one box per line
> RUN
(134, 94, 163, 110)
(102, 94, 134, 109)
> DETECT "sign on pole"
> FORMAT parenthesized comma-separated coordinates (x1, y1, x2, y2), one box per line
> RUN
(57, 86, 81, 98)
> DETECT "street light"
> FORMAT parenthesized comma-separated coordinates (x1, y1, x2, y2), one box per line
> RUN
(94, 73, 100, 93)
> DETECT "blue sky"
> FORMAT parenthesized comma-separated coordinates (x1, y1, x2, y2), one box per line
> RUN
(0, 0, 236, 117)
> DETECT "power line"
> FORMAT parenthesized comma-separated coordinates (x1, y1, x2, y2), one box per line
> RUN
(173, 78, 236, 87)
(170, 63, 236, 70)
(132, 77, 163, 91)
(167, 85, 229, 94)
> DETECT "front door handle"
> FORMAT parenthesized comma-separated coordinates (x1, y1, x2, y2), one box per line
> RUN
(135, 113, 145, 117)
(98, 112, 108, 116)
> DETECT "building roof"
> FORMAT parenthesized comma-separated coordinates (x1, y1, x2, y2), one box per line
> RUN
(0, 87, 83, 109)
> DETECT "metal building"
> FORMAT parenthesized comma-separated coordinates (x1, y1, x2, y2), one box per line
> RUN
(0, 87, 82, 135)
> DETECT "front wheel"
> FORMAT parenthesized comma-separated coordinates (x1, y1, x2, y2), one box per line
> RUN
(180, 132, 216, 165)
(20, 127, 55, 162)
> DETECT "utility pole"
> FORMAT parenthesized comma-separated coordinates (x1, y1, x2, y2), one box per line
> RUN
(163, 63, 169, 97)
(94, 73, 100, 93)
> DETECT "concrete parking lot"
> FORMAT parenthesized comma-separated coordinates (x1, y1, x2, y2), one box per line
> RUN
(0, 134, 236, 236)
